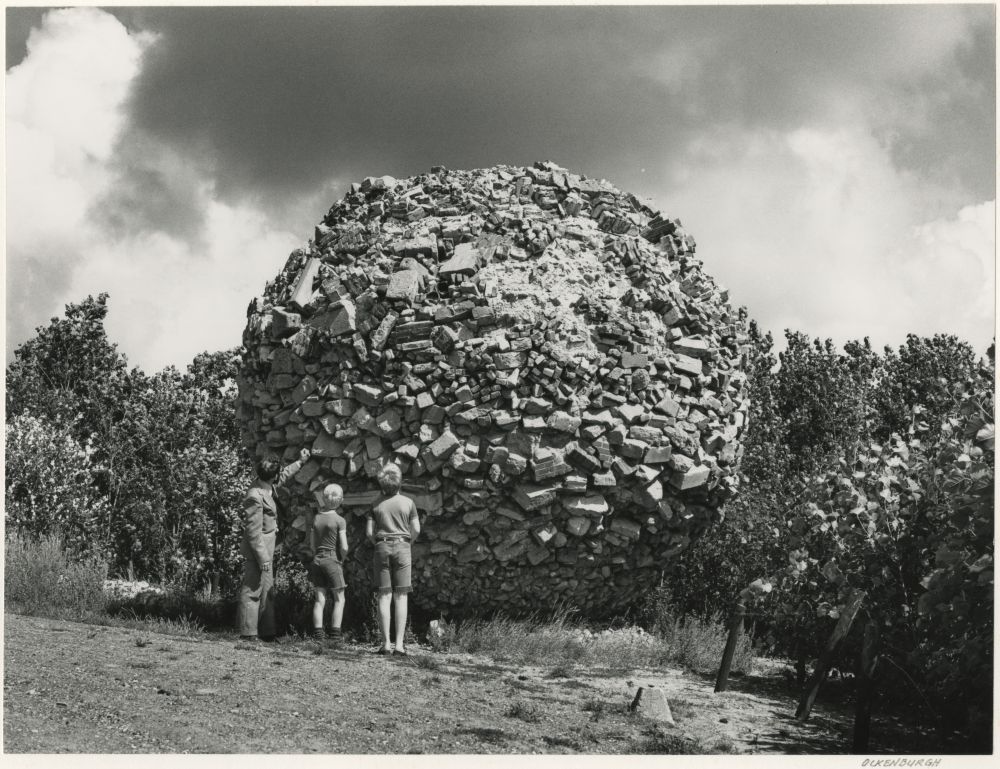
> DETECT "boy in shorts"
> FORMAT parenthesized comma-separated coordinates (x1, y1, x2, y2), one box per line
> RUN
(309, 483, 349, 643)
(366, 464, 420, 655)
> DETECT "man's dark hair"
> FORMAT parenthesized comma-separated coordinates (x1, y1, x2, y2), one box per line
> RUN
(256, 457, 281, 482)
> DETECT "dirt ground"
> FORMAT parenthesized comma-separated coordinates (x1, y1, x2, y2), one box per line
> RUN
(3, 612, 954, 755)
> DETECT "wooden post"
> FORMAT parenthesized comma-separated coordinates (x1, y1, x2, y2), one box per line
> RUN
(795, 589, 866, 722)
(714, 599, 746, 692)
(851, 617, 880, 753)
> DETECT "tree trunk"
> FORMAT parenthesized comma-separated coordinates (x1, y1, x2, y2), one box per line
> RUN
(851, 617, 880, 753)
(714, 599, 746, 692)
(795, 589, 866, 722)
(795, 640, 808, 689)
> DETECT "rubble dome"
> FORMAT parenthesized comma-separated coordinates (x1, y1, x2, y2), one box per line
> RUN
(237, 161, 749, 617)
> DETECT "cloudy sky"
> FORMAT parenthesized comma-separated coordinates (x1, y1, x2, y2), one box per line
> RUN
(5, 4, 995, 372)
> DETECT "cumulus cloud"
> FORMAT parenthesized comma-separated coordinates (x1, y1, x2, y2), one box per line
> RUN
(649, 125, 994, 353)
(6, 8, 306, 371)
(5, 5, 994, 371)
(889, 201, 995, 348)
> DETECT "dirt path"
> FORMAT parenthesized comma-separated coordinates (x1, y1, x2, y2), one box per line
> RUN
(2, 612, 937, 754)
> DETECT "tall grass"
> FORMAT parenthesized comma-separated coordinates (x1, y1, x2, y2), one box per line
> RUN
(428, 606, 754, 675)
(655, 612, 754, 675)
(5, 533, 217, 638)
(5, 532, 108, 616)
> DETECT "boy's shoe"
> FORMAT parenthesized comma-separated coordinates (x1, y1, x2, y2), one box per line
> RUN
(393, 648, 408, 657)
(376, 647, 391, 656)
(311, 628, 325, 641)
(325, 629, 343, 647)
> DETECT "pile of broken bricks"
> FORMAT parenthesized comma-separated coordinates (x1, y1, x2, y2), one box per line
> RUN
(237, 161, 750, 618)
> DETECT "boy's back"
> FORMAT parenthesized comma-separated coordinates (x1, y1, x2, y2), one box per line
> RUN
(370, 493, 417, 539)
(313, 510, 346, 556)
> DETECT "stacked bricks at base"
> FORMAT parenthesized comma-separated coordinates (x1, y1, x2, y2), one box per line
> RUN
(237, 161, 750, 617)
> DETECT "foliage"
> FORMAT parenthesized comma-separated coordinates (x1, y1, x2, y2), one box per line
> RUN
(667, 327, 874, 622)
(5, 294, 133, 436)
(871, 334, 981, 443)
(744, 354, 993, 745)
(5, 413, 111, 555)
(5, 532, 109, 616)
(6, 295, 251, 588)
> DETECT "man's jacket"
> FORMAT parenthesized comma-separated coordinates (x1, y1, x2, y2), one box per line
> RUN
(242, 459, 305, 567)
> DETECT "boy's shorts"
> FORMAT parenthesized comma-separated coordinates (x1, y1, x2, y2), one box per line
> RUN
(373, 539, 411, 595)
(309, 554, 346, 591)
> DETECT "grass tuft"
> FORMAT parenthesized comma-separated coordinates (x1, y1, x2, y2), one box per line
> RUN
(505, 700, 543, 723)
(414, 655, 442, 671)
(5, 533, 108, 616)
(424, 606, 754, 676)
(635, 725, 706, 754)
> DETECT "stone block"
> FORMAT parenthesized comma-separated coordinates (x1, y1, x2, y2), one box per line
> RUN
(427, 430, 460, 459)
(312, 433, 345, 458)
(669, 463, 711, 490)
(629, 687, 675, 724)
(563, 494, 609, 518)
(271, 307, 302, 339)
(565, 516, 591, 537)
(439, 243, 480, 276)
(289, 257, 320, 311)
(386, 270, 422, 302)
(307, 299, 356, 336)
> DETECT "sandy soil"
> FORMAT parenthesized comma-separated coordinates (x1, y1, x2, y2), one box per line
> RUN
(3, 612, 950, 755)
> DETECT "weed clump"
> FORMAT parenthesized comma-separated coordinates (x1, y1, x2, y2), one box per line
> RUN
(505, 700, 543, 723)
(5, 533, 108, 616)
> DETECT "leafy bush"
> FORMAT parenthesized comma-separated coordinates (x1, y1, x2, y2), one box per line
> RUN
(6, 295, 252, 587)
(745, 364, 993, 748)
(271, 545, 319, 635)
(5, 413, 111, 555)
(5, 533, 108, 617)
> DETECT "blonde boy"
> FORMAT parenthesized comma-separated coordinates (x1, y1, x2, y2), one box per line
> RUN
(309, 483, 349, 643)
(366, 464, 420, 655)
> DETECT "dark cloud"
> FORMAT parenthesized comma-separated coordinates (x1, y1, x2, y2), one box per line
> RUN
(96, 5, 992, 231)
(93, 143, 210, 244)
(6, 5, 994, 368)
(5, 6, 48, 70)
(5, 247, 78, 362)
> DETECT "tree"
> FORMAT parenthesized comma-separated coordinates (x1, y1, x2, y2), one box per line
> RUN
(6, 293, 134, 437)
(667, 329, 876, 623)
(5, 413, 111, 555)
(6, 296, 252, 588)
(745, 349, 993, 747)
(871, 334, 980, 443)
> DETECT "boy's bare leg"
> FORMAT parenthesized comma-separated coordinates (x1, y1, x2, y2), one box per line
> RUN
(331, 591, 345, 630)
(377, 592, 393, 650)
(312, 588, 326, 633)
(393, 593, 408, 651)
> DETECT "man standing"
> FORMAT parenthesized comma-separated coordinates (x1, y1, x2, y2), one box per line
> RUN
(238, 447, 311, 641)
